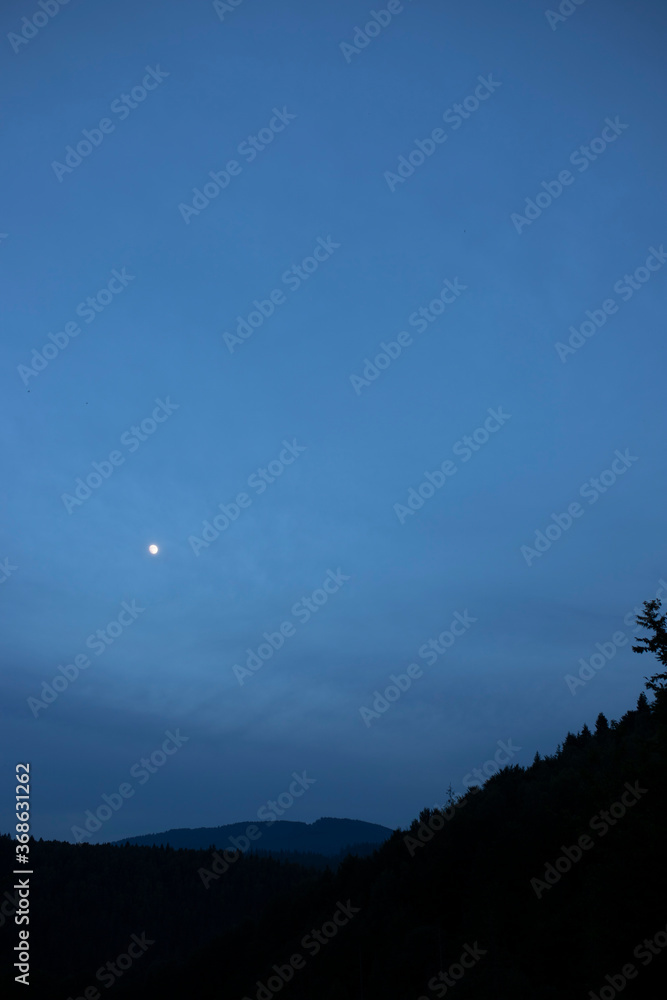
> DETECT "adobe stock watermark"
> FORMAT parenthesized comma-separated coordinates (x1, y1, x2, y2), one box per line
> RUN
(51, 67, 169, 182)
(511, 117, 629, 234)
(179, 107, 296, 224)
(17, 267, 135, 387)
(70, 730, 189, 842)
(530, 780, 647, 898)
(223, 236, 340, 353)
(66, 931, 155, 998)
(404, 739, 521, 857)
(61, 398, 179, 514)
(393, 407, 511, 524)
(349, 277, 468, 394)
(1, 557, 18, 585)
(555, 245, 667, 362)
(417, 941, 487, 1000)
(404, 789, 482, 857)
(360, 610, 477, 727)
(233, 569, 350, 685)
(240, 900, 360, 1000)
(521, 448, 639, 566)
(462, 738, 522, 787)
(198, 770, 316, 888)
(8, 0, 72, 54)
(564, 578, 667, 695)
(545, 0, 588, 31)
(27, 600, 146, 717)
(384, 75, 502, 192)
(565, 631, 628, 695)
(188, 438, 306, 555)
(340, 1, 414, 63)
(588, 917, 667, 1000)
(213, 0, 246, 21)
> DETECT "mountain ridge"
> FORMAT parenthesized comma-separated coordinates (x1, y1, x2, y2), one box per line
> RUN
(110, 815, 393, 855)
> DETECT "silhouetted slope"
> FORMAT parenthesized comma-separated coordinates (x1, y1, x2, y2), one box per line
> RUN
(3, 692, 666, 998)
(130, 693, 667, 999)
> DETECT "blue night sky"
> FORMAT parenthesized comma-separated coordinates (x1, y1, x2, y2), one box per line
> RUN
(1, 0, 666, 843)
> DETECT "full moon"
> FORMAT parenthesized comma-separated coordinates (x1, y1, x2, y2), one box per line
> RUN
(148, 544, 159, 555)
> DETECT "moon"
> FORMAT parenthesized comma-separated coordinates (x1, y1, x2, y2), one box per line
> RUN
(148, 544, 159, 555)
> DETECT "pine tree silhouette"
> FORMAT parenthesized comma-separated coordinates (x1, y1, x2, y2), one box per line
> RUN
(633, 599, 667, 692)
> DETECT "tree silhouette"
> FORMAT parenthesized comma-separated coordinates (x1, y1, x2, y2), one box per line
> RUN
(636, 692, 650, 713)
(632, 599, 667, 692)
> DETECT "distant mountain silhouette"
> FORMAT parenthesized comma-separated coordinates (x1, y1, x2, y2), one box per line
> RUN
(111, 816, 392, 856)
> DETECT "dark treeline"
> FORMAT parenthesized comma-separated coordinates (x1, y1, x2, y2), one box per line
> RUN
(0, 834, 323, 996)
(248, 842, 384, 868)
(4, 604, 667, 998)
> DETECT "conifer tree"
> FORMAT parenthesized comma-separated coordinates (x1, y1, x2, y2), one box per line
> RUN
(632, 599, 667, 692)
(636, 692, 650, 713)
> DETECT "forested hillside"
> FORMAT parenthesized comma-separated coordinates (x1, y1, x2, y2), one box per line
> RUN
(3, 688, 666, 998)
